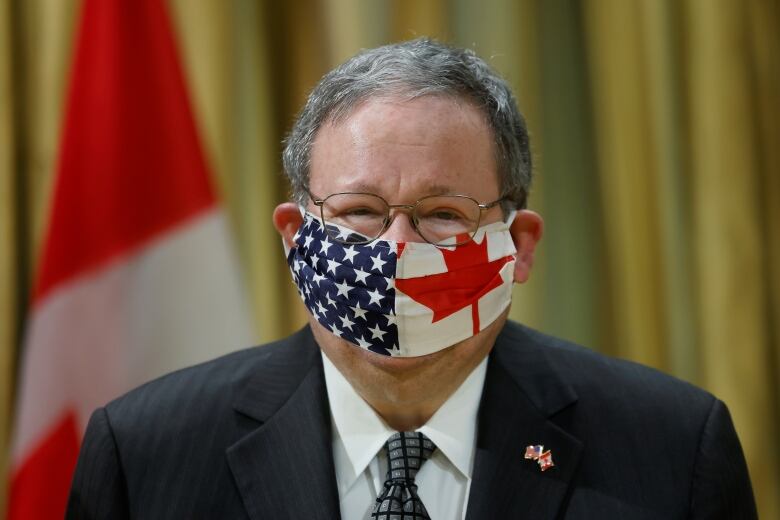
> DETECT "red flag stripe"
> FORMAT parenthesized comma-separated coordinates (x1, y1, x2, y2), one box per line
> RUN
(8, 412, 80, 520)
(33, 0, 216, 304)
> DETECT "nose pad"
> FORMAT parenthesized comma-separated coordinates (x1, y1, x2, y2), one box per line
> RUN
(382, 211, 425, 243)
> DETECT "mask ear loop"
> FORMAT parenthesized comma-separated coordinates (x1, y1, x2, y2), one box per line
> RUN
(503, 209, 518, 225)
(479, 209, 517, 233)
(282, 206, 315, 255)
(281, 208, 305, 256)
(461, 209, 517, 248)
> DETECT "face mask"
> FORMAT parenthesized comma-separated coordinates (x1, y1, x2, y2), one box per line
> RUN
(286, 211, 517, 357)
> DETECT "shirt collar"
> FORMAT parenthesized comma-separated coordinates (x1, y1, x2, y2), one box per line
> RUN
(418, 357, 487, 478)
(322, 351, 488, 493)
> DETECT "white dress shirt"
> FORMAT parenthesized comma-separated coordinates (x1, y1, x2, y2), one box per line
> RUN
(322, 352, 488, 520)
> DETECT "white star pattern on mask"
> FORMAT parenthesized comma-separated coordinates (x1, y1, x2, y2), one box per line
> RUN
(317, 301, 328, 316)
(368, 324, 387, 340)
(311, 272, 325, 286)
(339, 313, 356, 331)
(335, 279, 353, 298)
(320, 237, 333, 255)
(370, 254, 387, 273)
(342, 246, 359, 264)
(289, 213, 401, 355)
(351, 303, 368, 321)
(367, 288, 383, 307)
(353, 269, 370, 285)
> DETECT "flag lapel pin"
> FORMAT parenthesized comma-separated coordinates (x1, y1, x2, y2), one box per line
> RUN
(524, 444, 555, 471)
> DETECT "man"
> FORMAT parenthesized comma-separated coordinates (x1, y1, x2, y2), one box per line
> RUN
(68, 38, 756, 519)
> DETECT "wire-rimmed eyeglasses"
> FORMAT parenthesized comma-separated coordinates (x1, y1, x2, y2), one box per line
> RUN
(308, 191, 506, 246)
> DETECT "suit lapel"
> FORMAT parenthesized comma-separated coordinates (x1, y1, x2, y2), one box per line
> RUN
(466, 324, 584, 519)
(226, 327, 340, 520)
(223, 323, 582, 519)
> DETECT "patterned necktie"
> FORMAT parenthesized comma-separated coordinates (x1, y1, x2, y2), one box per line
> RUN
(370, 431, 436, 520)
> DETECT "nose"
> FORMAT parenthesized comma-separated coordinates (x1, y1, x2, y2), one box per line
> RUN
(382, 210, 425, 243)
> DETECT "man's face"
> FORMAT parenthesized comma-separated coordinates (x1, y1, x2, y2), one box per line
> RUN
(301, 95, 509, 409)
(307, 95, 505, 234)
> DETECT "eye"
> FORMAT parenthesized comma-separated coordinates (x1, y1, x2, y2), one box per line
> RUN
(426, 209, 466, 221)
(341, 206, 384, 217)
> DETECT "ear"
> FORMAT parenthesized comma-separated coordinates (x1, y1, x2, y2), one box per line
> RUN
(273, 202, 304, 248)
(509, 210, 543, 283)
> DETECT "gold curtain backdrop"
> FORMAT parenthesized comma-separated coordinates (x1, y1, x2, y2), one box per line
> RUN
(1, 0, 778, 517)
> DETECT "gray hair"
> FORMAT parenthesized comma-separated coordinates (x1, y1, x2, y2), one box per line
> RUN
(282, 37, 532, 210)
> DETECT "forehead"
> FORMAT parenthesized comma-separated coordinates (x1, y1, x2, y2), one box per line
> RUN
(309, 95, 500, 202)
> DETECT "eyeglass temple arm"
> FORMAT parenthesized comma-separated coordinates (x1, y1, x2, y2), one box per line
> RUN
(305, 189, 326, 206)
(478, 197, 507, 210)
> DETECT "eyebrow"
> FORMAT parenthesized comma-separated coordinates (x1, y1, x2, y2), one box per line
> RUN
(339, 181, 457, 198)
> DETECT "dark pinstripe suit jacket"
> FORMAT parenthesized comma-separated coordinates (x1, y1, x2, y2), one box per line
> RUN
(67, 321, 757, 519)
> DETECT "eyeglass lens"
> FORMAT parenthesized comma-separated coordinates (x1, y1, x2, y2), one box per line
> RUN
(320, 193, 482, 245)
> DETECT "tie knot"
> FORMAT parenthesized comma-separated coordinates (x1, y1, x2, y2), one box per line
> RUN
(385, 431, 436, 482)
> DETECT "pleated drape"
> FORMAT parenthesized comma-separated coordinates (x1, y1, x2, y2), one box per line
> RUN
(1, 0, 16, 512)
(686, 1, 779, 514)
(2, 0, 79, 513)
(582, 1, 779, 516)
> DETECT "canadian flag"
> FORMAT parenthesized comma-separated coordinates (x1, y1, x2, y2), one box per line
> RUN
(7, 0, 254, 518)
(394, 225, 516, 354)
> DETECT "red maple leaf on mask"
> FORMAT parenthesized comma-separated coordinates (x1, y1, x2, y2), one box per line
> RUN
(395, 235, 513, 334)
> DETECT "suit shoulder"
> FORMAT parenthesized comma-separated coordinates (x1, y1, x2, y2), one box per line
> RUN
(495, 323, 754, 517)
(103, 327, 315, 428)
(499, 321, 716, 415)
